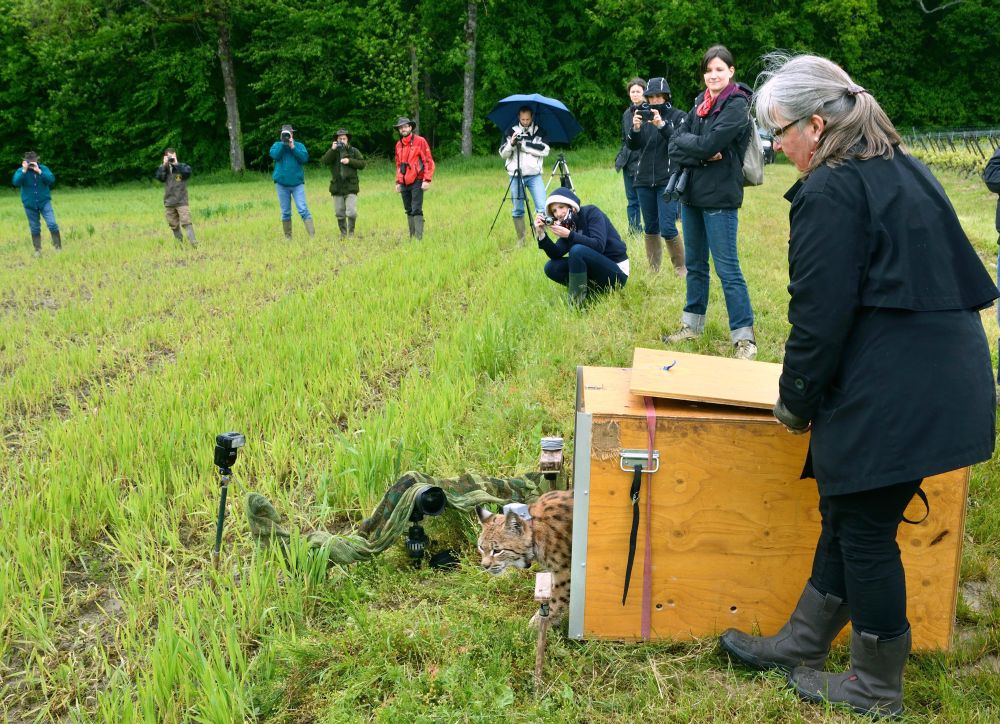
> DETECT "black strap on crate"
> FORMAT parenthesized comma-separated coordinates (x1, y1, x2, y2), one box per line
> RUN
(622, 463, 643, 605)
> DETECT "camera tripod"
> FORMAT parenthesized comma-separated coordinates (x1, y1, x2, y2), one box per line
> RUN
(545, 153, 574, 192)
(488, 136, 539, 237)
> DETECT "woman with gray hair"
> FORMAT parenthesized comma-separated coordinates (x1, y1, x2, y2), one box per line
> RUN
(718, 53, 997, 718)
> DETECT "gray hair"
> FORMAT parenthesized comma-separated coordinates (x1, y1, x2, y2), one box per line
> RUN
(753, 52, 902, 174)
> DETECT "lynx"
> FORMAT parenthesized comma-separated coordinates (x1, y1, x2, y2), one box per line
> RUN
(476, 490, 573, 627)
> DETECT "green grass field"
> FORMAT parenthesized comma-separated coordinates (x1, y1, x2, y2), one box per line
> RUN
(1, 149, 998, 722)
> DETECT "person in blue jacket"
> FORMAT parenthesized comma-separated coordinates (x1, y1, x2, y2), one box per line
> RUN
(12, 151, 61, 257)
(532, 187, 629, 307)
(269, 124, 314, 239)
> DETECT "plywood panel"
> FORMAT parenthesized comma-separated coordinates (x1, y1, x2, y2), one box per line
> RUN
(629, 348, 781, 410)
(579, 413, 967, 650)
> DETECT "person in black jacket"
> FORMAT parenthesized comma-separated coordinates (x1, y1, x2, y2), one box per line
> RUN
(665, 45, 757, 359)
(155, 148, 196, 247)
(615, 78, 646, 235)
(321, 128, 366, 239)
(984, 146, 1000, 391)
(533, 187, 629, 307)
(718, 52, 997, 719)
(626, 77, 687, 275)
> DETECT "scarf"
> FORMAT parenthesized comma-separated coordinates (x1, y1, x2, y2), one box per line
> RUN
(696, 82, 738, 118)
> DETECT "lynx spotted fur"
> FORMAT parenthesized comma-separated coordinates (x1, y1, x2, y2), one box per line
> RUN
(476, 490, 573, 627)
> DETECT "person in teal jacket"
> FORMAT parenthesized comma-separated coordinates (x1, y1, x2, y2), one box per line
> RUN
(12, 151, 61, 257)
(269, 124, 314, 239)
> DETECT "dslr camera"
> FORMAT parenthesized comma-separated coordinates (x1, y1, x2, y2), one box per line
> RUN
(281, 131, 292, 142)
(335, 140, 346, 149)
(638, 102, 654, 122)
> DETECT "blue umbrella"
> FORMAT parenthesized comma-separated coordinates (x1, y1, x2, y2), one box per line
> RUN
(487, 93, 582, 144)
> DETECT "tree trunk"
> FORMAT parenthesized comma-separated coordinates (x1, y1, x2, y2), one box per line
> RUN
(215, 6, 245, 172)
(409, 43, 420, 131)
(461, 1, 477, 156)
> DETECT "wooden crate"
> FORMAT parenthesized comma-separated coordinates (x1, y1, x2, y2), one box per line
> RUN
(567, 359, 968, 651)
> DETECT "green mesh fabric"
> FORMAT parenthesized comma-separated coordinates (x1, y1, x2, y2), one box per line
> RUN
(246, 470, 550, 565)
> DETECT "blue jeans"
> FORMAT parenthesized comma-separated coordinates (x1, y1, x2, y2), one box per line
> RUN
(623, 172, 641, 233)
(276, 183, 312, 221)
(680, 205, 754, 342)
(24, 201, 59, 235)
(544, 244, 628, 292)
(510, 173, 546, 219)
(635, 185, 679, 238)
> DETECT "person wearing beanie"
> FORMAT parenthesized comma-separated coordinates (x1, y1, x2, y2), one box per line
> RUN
(12, 151, 61, 257)
(269, 123, 315, 240)
(393, 116, 435, 239)
(499, 106, 549, 245)
(533, 187, 629, 307)
(626, 76, 687, 275)
(321, 128, 366, 239)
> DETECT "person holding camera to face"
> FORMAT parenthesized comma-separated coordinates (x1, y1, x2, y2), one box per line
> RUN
(154, 148, 197, 247)
(12, 151, 61, 257)
(321, 128, 366, 239)
(499, 106, 549, 245)
(533, 187, 629, 308)
(393, 116, 435, 239)
(626, 77, 687, 275)
(269, 124, 315, 240)
(615, 78, 646, 235)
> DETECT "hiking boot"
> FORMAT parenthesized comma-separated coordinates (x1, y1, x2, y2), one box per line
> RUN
(720, 582, 850, 673)
(663, 324, 699, 344)
(735, 339, 758, 360)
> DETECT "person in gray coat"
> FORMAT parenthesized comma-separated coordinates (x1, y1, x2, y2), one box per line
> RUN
(719, 53, 997, 720)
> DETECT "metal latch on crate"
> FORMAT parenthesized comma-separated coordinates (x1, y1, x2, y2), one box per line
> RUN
(619, 449, 659, 474)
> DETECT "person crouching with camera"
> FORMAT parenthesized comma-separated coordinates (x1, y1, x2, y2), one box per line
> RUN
(321, 128, 366, 239)
(533, 187, 629, 307)
(12, 151, 61, 257)
(155, 148, 197, 247)
(500, 106, 549, 245)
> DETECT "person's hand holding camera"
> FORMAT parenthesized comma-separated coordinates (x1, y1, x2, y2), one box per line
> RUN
(650, 108, 664, 128)
(632, 110, 644, 131)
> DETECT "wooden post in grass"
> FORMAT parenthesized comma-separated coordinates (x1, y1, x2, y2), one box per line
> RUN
(533, 571, 553, 694)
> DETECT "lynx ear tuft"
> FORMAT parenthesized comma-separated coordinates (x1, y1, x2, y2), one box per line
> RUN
(475, 506, 493, 523)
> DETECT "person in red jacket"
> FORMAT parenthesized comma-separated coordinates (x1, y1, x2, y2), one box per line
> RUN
(393, 116, 435, 239)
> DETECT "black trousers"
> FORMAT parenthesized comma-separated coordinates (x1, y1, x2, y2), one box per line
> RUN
(400, 181, 424, 217)
(810, 479, 922, 638)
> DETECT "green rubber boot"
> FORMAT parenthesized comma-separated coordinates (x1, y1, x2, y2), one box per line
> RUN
(568, 271, 588, 308)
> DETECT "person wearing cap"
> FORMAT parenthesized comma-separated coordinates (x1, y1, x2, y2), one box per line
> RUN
(155, 148, 197, 247)
(393, 116, 435, 239)
(269, 124, 315, 240)
(499, 106, 549, 245)
(626, 76, 686, 275)
(321, 128, 366, 239)
(532, 187, 629, 307)
(12, 151, 61, 257)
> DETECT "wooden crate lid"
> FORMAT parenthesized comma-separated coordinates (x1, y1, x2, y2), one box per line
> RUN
(629, 348, 780, 410)
(580, 366, 772, 421)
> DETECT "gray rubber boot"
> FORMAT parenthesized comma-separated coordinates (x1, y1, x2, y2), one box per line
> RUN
(644, 233, 663, 272)
(31, 233, 42, 256)
(51, 230, 62, 250)
(347, 217, 356, 238)
(720, 582, 850, 672)
(664, 235, 686, 277)
(337, 217, 348, 238)
(183, 225, 197, 247)
(790, 626, 910, 719)
(282, 219, 293, 240)
(513, 217, 526, 246)
(172, 227, 184, 241)
(568, 271, 588, 308)
(413, 215, 424, 240)
(407, 215, 416, 239)
(304, 218, 316, 238)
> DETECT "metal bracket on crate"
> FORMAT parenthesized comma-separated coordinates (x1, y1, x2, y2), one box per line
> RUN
(620, 449, 659, 474)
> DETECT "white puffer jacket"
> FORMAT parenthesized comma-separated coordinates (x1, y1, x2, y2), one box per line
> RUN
(499, 123, 550, 177)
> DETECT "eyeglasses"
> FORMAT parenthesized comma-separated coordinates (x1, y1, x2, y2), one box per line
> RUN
(772, 117, 805, 142)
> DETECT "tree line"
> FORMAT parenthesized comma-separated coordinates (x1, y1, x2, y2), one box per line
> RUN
(2, 0, 996, 185)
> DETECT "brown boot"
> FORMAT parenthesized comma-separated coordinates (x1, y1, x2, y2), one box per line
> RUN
(304, 218, 316, 238)
(513, 217, 526, 246)
(644, 233, 663, 272)
(282, 219, 293, 239)
(664, 235, 686, 277)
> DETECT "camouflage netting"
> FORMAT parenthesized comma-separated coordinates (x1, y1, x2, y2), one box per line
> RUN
(246, 470, 550, 566)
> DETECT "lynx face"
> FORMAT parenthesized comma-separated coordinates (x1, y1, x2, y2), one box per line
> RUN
(476, 509, 533, 575)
